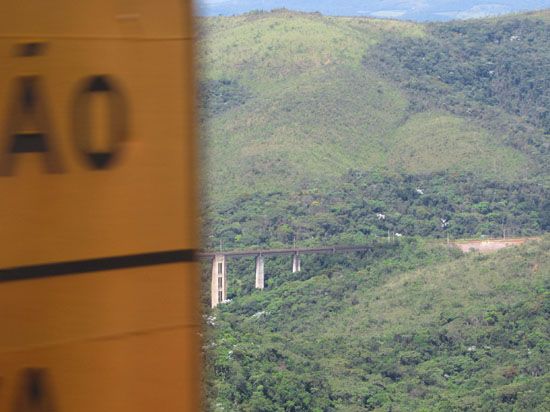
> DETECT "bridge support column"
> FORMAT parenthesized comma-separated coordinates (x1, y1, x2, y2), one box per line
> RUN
(292, 253, 301, 273)
(211, 254, 227, 308)
(255, 255, 265, 289)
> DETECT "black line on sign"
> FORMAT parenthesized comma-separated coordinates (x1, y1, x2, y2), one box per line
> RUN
(0, 249, 196, 283)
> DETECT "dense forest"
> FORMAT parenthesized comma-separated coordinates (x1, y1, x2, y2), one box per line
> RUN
(371, 16, 549, 157)
(204, 171, 548, 252)
(204, 238, 548, 411)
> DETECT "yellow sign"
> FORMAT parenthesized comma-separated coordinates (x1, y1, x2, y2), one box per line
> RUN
(0, 1, 201, 410)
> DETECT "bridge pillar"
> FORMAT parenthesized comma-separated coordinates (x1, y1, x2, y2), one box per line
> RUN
(211, 254, 227, 308)
(292, 253, 301, 273)
(255, 254, 265, 289)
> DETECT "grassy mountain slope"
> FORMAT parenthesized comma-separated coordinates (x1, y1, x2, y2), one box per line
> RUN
(200, 11, 424, 84)
(199, 10, 548, 207)
(207, 238, 549, 411)
(387, 112, 528, 178)
(200, 11, 415, 198)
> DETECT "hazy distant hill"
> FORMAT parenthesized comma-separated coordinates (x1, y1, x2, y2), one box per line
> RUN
(199, 10, 548, 247)
(197, 1, 550, 22)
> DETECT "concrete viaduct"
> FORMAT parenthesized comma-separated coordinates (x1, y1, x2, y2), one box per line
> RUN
(198, 237, 535, 307)
(198, 245, 372, 307)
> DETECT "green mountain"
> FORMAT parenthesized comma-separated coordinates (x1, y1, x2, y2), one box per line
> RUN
(205, 238, 549, 411)
(199, 10, 549, 249)
(200, 11, 550, 411)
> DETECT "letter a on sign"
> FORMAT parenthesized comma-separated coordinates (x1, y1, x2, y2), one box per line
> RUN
(0, 77, 64, 176)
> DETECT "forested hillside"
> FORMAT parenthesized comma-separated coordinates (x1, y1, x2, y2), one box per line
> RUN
(199, 10, 549, 250)
(205, 238, 549, 411)
(199, 10, 550, 411)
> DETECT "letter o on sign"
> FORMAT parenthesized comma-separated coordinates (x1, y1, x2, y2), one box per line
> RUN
(72, 75, 128, 170)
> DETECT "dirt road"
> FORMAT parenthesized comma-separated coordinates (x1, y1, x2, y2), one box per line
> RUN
(451, 237, 539, 253)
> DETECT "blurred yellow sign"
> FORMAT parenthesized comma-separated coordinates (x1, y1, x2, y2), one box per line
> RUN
(0, 1, 201, 410)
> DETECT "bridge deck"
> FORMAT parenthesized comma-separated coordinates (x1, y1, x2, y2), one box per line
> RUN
(198, 245, 373, 259)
